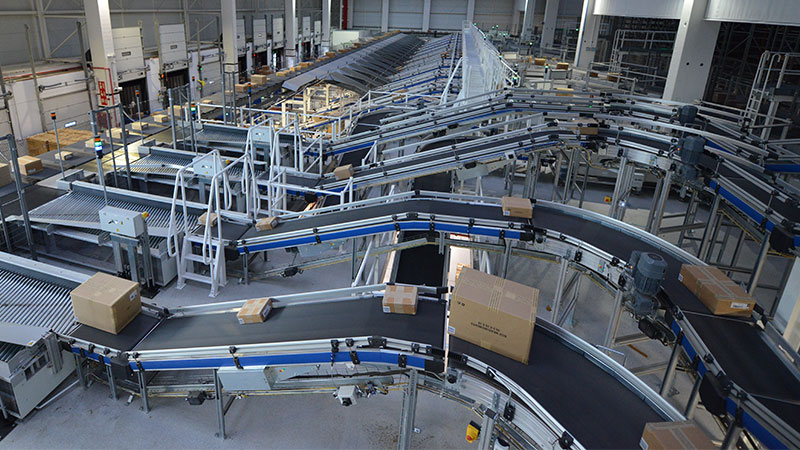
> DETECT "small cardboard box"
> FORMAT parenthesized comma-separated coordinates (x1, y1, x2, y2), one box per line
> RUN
(198, 212, 218, 228)
(70, 272, 141, 335)
(679, 265, 756, 317)
(237, 297, 273, 324)
(449, 268, 538, 364)
(54, 151, 74, 161)
(17, 155, 43, 175)
(251, 74, 268, 85)
(556, 62, 569, 70)
(333, 164, 354, 180)
(201, 99, 213, 104)
(0, 163, 11, 187)
(235, 84, 249, 93)
(640, 421, 714, 450)
(255, 216, 279, 231)
(574, 118, 599, 136)
(131, 121, 149, 131)
(589, 71, 599, 78)
(556, 87, 574, 97)
(171, 105, 184, 117)
(152, 114, 169, 123)
(607, 73, 620, 82)
(382, 285, 418, 315)
(534, 58, 546, 66)
(501, 196, 532, 219)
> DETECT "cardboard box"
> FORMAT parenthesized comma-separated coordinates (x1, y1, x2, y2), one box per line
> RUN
(237, 297, 273, 324)
(152, 114, 169, 123)
(70, 272, 141, 335)
(640, 421, 714, 450)
(54, 151, 74, 160)
(501, 196, 532, 219)
(17, 155, 43, 175)
(556, 62, 569, 70)
(0, 163, 11, 187)
(679, 265, 756, 317)
(333, 164, 354, 180)
(255, 216, 279, 231)
(131, 121, 149, 131)
(449, 268, 538, 364)
(171, 105, 184, 117)
(382, 285, 418, 315)
(556, 87, 574, 97)
(235, 83, 249, 93)
(574, 118, 599, 135)
(110, 127, 125, 140)
(198, 212, 218, 228)
(201, 99, 213, 104)
(251, 74, 268, 85)
(607, 73, 620, 82)
(534, 58, 546, 66)
(589, 71, 599, 78)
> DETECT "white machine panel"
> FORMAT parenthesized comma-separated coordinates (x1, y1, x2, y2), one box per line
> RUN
(100, 206, 147, 238)
(112, 27, 146, 82)
(313, 20, 321, 44)
(253, 18, 267, 52)
(302, 16, 311, 42)
(236, 18, 246, 54)
(158, 23, 188, 72)
(192, 155, 220, 177)
(273, 17, 284, 49)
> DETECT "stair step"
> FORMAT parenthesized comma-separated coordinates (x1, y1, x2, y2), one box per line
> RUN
(182, 271, 213, 285)
(183, 253, 209, 263)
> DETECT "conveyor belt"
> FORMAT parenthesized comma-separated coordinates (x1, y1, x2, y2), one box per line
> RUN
(71, 314, 161, 352)
(133, 297, 445, 351)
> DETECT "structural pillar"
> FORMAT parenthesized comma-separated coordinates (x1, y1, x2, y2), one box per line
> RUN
(322, 0, 331, 52)
(381, 0, 389, 33)
(541, 0, 560, 49)
(466, 0, 475, 24)
(422, 0, 431, 32)
(777, 257, 800, 350)
(574, 0, 600, 68)
(221, 0, 237, 67)
(83, 0, 117, 108)
(663, 0, 720, 102)
(520, 0, 537, 42)
(284, 0, 297, 67)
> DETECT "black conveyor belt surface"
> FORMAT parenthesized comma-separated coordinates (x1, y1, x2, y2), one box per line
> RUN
(134, 298, 445, 351)
(450, 330, 664, 449)
(72, 314, 161, 351)
(533, 205, 800, 429)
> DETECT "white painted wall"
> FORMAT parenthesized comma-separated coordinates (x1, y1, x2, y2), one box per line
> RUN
(593, 0, 682, 19)
(389, 0, 424, 30)
(431, 0, 468, 31)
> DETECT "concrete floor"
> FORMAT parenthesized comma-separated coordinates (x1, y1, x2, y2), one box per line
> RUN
(4, 169, 789, 448)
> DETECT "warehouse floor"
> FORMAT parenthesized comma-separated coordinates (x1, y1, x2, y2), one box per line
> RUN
(4, 172, 786, 448)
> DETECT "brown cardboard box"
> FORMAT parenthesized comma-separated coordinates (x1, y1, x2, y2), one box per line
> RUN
(534, 58, 546, 66)
(449, 268, 538, 364)
(0, 163, 10, 187)
(54, 151, 74, 160)
(255, 216, 279, 231)
(679, 265, 756, 317)
(110, 127, 125, 140)
(640, 421, 714, 450)
(171, 105, 184, 116)
(70, 272, 141, 335)
(198, 212, 218, 228)
(556, 87, 574, 97)
(589, 71, 599, 78)
(382, 285, 418, 315)
(333, 164, 354, 180)
(235, 83, 250, 93)
(501, 196, 532, 219)
(152, 114, 169, 123)
(17, 156, 43, 175)
(574, 118, 599, 136)
(131, 121, 149, 131)
(251, 74, 268, 85)
(237, 297, 273, 324)
(556, 62, 569, 70)
(201, 99, 213, 104)
(607, 73, 620, 82)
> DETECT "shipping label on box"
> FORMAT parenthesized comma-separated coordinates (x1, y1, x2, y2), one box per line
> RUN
(501, 196, 533, 219)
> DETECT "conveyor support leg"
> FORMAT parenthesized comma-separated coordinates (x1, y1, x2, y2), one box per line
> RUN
(138, 370, 150, 413)
(603, 289, 624, 349)
(747, 231, 770, 295)
(75, 354, 87, 389)
(397, 370, 419, 450)
(659, 332, 683, 397)
(106, 364, 118, 401)
(698, 195, 721, 260)
(683, 373, 702, 419)
(214, 369, 226, 439)
(720, 409, 743, 450)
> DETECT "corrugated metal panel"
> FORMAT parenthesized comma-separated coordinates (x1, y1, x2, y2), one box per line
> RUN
(705, 0, 800, 25)
(389, 0, 424, 29)
(474, 0, 515, 30)
(430, 0, 467, 31)
(593, 0, 682, 19)
(352, 0, 382, 28)
(112, 27, 146, 82)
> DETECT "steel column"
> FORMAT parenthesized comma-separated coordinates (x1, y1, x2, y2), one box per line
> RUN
(748, 232, 771, 295)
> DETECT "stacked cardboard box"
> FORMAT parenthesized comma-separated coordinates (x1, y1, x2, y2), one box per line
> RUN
(448, 268, 539, 364)
(25, 128, 93, 156)
(679, 265, 756, 316)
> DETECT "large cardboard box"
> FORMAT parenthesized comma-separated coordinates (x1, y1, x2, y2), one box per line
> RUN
(255, 216, 279, 231)
(640, 421, 714, 450)
(152, 114, 169, 123)
(251, 74, 268, 85)
(534, 58, 546, 66)
(237, 297, 273, 324)
(501, 196, 532, 219)
(70, 272, 141, 335)
(0, 163, 11, 187)
(198, 212, 218, 228)
(333, 164, 354, 180)
(679, 265, 756, 317)
(449, 268, 539, 364)
(17, 156, 43, 175)
(382, 284, 418, 315)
